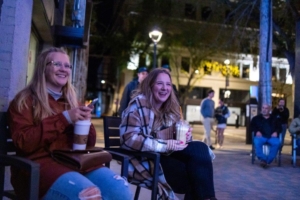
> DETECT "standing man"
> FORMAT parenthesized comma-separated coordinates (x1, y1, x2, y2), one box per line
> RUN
(272, 98, 289, 145)
(200, 89, 215, 150)
(118, 66, 148, 116)
(251, 104, 281, 168)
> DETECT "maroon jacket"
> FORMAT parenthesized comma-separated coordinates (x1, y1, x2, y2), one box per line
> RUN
(8, 95, 96, 199)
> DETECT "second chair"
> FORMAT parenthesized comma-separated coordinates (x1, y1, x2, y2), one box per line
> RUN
(103, 116, 160, 200)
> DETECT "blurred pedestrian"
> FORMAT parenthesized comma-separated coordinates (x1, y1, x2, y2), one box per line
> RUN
(214, 99, 230, 148)
(118, 66, 148, 116)
(200, 89, 215, 150)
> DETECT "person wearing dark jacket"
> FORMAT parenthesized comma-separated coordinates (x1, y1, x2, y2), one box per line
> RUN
(272, 98, 289, 145)
(214, 99, 230, 148)
(251, 104, 282, 168)
(118, 66, 148, 116)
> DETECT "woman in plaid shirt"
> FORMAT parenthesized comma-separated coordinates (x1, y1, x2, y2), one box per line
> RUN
(120, 68, 217, 200)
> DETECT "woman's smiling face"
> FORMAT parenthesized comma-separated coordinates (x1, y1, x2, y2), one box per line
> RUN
(152, 72, 172, 108)
(45, 52, 71, 92)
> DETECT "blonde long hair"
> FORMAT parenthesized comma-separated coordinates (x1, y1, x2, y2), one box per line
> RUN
(132, 68, 181, 129)
(13, 47, 78, 122)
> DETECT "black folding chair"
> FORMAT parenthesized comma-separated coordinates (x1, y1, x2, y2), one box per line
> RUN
(291, 133, 300, 167)
(103, 116, 160, 200)
(0, 112, 40, 200)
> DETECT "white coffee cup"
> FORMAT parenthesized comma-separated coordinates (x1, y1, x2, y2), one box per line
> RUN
(73, 120, 91, 150)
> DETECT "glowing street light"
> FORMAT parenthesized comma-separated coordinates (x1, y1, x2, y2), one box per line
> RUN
(224, 59, 230, 88)
(149, 28, 163, 69)
(224, 59, 230, 101)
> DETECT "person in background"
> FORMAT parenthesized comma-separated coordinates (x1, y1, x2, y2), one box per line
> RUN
(200, 90, 216, 150)
(8, 47, 132, 200)
(272, 98, 289, 145)
(120, 68, 217, 200)
(118, 66, 148, 116)
(214, 99, 230, 149)
(288, 115, 300, 148)
(161, 64, 180, 102)
(233, 112, 240, 128)
(251, 104, 281, 168)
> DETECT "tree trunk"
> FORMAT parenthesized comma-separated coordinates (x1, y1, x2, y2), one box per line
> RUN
(293, 20, 300, 118)
(258, 0, 273, 108)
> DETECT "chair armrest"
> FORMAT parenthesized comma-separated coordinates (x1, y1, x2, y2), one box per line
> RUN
(0, 155, 39, 171)
(0, 155, 39, 200)
(104, 148, 160, 160)
(104, 149, 130, 177)
(106, 150, 130, 163)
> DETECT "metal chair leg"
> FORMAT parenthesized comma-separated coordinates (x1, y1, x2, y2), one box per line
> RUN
(292, 134, 297, 167)
(134, 186, 141, 200)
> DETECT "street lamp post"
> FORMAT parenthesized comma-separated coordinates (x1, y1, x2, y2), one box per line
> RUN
(149, 28, 163, 69)
(224, 59, 230, 89)
(224, 59, 230, 101)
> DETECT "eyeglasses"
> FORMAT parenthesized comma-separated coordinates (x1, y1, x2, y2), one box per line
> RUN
(46, 61, 72, 69)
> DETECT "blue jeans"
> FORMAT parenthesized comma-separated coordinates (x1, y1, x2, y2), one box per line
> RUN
(254, 136, 281, 164)
(43, 167, 132, 200)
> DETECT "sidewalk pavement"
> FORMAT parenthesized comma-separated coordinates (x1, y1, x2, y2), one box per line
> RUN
(4, 119, 299, 200)
(92, 119, 299, 200)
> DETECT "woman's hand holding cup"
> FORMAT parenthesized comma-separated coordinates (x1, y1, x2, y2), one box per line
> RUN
(167, 140, 188, 151)
(68, 106, 93, 123)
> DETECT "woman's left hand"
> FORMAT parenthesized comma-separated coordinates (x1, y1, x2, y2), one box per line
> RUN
(186, 127, 193, 142)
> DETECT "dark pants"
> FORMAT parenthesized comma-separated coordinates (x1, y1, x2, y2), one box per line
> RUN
(160, 141, 215, 200)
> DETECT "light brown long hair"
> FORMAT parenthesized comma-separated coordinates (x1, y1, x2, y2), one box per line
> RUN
(132, 68, 181, 129)
(13, 47, 78, 122)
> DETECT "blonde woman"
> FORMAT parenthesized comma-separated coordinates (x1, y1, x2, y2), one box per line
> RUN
(120, 68, 217, 200)
(8, 47, 132, 200)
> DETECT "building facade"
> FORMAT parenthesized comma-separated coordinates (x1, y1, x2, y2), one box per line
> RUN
(108, 0, 293, 126)
(0, 0, 92, 112)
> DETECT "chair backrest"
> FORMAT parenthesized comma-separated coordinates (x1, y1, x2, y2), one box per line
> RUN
(0, 112, 15, 155)
(103, 116, 122, 148)
(0, 112, 17, 199)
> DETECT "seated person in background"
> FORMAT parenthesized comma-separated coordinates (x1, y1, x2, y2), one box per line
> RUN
(288, 115, 300, 147)
(120, 68, 217, 200)
(251, 104, 282, 168)
(8, 47, 132, 200)
(118, 66, 148, 116)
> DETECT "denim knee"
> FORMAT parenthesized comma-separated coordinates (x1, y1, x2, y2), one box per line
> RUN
(85, 167, 132, 200)
(43, 172, 100, 200)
